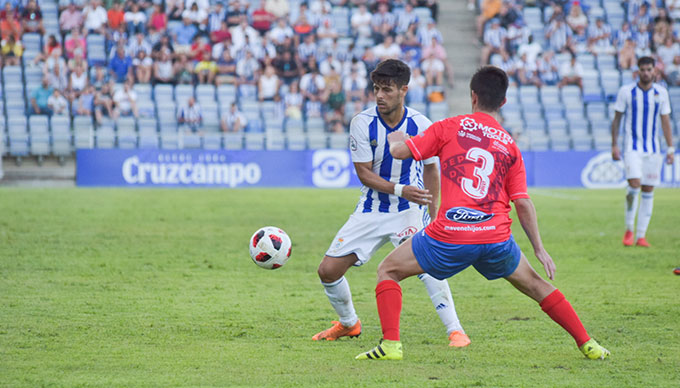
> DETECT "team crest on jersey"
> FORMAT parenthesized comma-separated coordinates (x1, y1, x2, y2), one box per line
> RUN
(350, 136, 358, 151)
(370, 139, 378, 147)
(445, 207, 494, 224)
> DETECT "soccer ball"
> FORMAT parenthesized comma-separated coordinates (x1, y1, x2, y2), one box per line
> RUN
(249, 226, 292, 270)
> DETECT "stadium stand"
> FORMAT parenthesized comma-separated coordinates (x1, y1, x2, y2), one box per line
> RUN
(0, 0, 451, 161)
(479, 0, 680, 151)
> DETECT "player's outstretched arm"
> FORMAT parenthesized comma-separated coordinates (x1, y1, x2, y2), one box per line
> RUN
(513, 198, 556, 280)
(387, 131, 413, 160)
(354, 162, 432, 206)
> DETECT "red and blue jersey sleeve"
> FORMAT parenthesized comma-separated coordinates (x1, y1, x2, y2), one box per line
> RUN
(505, 148, 530, 201)
(405, 120, 446, 161)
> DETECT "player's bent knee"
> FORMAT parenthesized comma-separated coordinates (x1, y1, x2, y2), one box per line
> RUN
(317, 256, 353, 283)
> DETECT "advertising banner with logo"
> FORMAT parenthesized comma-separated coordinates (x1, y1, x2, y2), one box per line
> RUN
(76, 149, 680, 188)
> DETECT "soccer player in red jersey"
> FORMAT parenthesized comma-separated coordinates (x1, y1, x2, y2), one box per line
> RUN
(356, 66, 610, 361)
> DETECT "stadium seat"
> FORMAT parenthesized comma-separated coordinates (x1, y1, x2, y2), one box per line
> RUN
(217, 84, 237, 104)
(95, 123, 116, 149)
(138, 132, 159, 148)
(74, 117, 94, 149)
(306, 117, 326, 133)
(86, 34, 107, 66)
(175, 84, 195, 106)
(203, 132, 222, 150)
(244, 133, 265, 150)
(196, 84, 216, 104)
(50, 116, 72, 157)
(181, 133, 202, 149)
(223, 133, 244, 150)
(328, 133, 349, 149)
(519, 86, 540, 105)
(29, 115, 50, 159)
(160, 132, 180, 149)
(307, 133, 328, 149)
(428, 103, 449, 122)
(265, 131, 285, 150)
(286, 132, 306, 150)
(202, 102, 221, 132)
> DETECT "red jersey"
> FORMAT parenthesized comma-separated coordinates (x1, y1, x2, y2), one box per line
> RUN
(406, 112, 529, 244)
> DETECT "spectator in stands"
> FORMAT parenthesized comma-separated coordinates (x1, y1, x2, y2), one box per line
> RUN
(107, 1, 124, 31)
(258, 65, 281, 101)
(167, 0, 185, 21)
(351, 4, 372, 39)
(124, 3, 147, 35)
(370, 2, 395, 42)
(517, 34, 542, 64)
(44, 47, 66, 75)
(480, 18, 506, 65)
(546, 16, 575, 54)
(153, 50, 175, 84)
(149, 3, 168, 34)
(30, 78, 54, 116)
(268, 17, 294, 45)
(235, 49, 261, 85)
(215, 49, 237, 85)
(47, 89, 69, 116)
(133, 50, 153, 84)
(537, 50, 560, 86)
(68, 62, 88, 100)
(516, 52, 541, 87)
(317, 18, 338, 48)
(21, 0, 43, 35)
(82, 0, 107, 35)
(558, 53, 583, 90)
(497, 49, 517, 85)
(292, 13, 314, 44)
(618, 37, 637, 70)
(58, 0, 85, 12)
(265, 0, 289, 19)
(630, 2, 652, 29)
(0, 4, 22, 41)
(221, 102, 247, 132)
(152, 34, 174, 60)
(252, 2, 274, 36)
(319, 51, 342, 77)
(283, 80, 303, 120)
(665, 55, 680, 86)
(587, 17, 615, 55)
(613, 22, 634, 50)
(273, 49, 301, 84)
(174, 53, 194, 84)
(657, 36, 680, 69)
(48, 61, 68, 91)
(128, 32, 152, 59)
(231, 15, 260, 49)
(108, 46, 133, 83)
(669, 0, 680, 21)
(73, 84, 95, 117)
(566, 1, 588, 36)
(300, 60, 327, 102)
(396, 3, 419, 35)
(297, 33, 318, 65)
(182, 1, 207, 29)
(174, 16, 198, 54)
(418, 19, 444, 48)
(60, 3, 83, 36)
(94, 82, 114, 123)
(0, 34, 22, 66)
(210, 20, 231, 45)
(91, 65, 109, 89)
(407, 66, 427, 104)
(343, 64, 367, 103)
(635, 23, 652, 57)
(506, 19, 529, 56)
(476, 0, 501, 38)
(113, 80, 139, 119)
(178, 97, 202, 132)
(423, 36, 454, 87)
(65, 28, 87, 60)
(372, 34, 402, 61)
(0, 1, 17, 21)
(195, 45, 217, 84)
(421, 51, 445, 87)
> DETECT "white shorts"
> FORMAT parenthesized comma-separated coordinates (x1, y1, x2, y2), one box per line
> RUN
(325, 208, 426, 266)
(624, 152, 663, 186)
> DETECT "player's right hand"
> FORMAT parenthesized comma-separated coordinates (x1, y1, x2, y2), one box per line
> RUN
(401, 185, 432, 206)
(535, 249, 556, 280)
(611, 145, 621, 161)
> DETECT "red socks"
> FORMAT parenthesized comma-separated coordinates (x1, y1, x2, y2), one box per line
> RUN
(540, 289, 591, 347)
(376, 280, 402, 341)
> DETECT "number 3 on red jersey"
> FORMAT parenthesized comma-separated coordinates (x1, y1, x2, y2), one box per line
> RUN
(461, 147, 494, 199)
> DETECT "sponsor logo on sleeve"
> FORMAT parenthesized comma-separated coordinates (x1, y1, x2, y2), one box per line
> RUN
(350, 135, 358, 152)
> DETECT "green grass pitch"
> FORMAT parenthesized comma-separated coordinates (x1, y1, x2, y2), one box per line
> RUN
(1, 187, 679, 387)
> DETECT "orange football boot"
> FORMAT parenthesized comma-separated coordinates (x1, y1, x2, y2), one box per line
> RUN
(312, 320, 362, 341)
(622, 230, 634, 246)
(448, 330, 471, 347)
(635, 237, 650, 247)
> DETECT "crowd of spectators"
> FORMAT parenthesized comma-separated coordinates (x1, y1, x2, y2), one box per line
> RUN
(0, 0, 448, 134)
(477, 0, 680, 89)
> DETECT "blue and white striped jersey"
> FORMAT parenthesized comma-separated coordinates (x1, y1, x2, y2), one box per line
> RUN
(349, 106, 437, 214)
(614, 82, 672, 154)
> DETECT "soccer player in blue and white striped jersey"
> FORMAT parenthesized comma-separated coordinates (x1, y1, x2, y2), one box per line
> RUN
(313, 59, 469, 347)
(611, 56, 675, 247)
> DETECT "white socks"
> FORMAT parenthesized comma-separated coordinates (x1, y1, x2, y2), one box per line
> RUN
(625, 186, 641, 232)
(418, 273, 464, 334)
(322, 276, 358, 328)
(636, 192, 654, 239)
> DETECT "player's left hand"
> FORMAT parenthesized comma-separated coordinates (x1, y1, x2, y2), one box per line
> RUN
(387, 131, 408, 145)
(666, 152, 675, 165)
(401, 185, 433, 206)
(535, 248, 556, 280)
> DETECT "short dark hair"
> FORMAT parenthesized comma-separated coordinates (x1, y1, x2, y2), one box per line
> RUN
(638, 56, 655, 68)
(370, 59, 411, 88)
(470, 66, 508, 111)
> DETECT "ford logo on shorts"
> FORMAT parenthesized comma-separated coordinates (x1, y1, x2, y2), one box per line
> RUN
(445, 207, 494, 224)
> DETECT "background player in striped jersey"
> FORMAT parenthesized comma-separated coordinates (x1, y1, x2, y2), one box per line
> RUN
(611, 56, 675, 247)
(356, 66, 609, 361)
(312, 59, 470, 347)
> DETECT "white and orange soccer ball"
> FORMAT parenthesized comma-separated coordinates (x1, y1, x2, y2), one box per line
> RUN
(249, 226, 292, 269)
